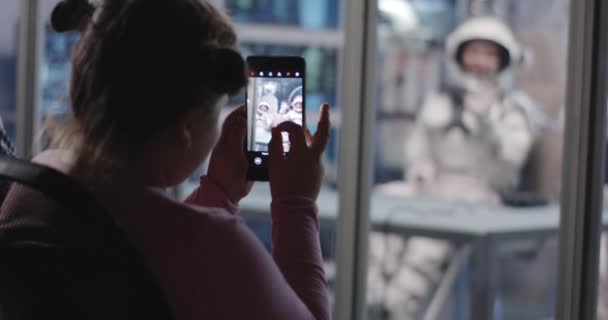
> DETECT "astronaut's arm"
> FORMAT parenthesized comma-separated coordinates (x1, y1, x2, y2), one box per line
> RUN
(404, 93, 452, 184)
(492, 107, 534, 167)
(405, 124, 436, 184)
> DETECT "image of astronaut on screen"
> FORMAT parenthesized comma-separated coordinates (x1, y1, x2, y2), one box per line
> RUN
(247, 78, 303, 152)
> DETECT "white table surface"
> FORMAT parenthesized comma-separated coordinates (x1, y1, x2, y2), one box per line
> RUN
(235, 183, 607, 240)
(182, 181, 606, 239)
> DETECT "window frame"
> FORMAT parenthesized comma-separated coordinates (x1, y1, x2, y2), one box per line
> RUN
(556, 0, 608, 319)
(339, 0, 608, 319)
(333, 0, 377, 319)
(15, 0, 42, 158)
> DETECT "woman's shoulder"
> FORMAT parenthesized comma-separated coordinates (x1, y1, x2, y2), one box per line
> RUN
(109, 184, 242, 234)
(32, 149, 247, 244)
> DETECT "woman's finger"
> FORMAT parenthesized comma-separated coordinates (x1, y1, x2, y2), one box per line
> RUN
(310, 104, 330, 156)
(268, 126, 285, 166)
(305, 128, 313, 147)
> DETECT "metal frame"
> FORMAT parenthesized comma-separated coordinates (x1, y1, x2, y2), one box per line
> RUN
(557, 0, 608, 318)
(424, 245, 472, 320)
(15, 0, 41, 159)
(235, 24, 343, 48)
(333, 0, 377, 319)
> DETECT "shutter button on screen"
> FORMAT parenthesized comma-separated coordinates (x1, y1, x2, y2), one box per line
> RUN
(254, 157, 262, 166)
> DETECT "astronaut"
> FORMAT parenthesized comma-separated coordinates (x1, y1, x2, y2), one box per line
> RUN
(368, 17, 544, 319)
(254, 94, 278, 152)
(284, 86, 304, 126)
(406, 16, 541, 202)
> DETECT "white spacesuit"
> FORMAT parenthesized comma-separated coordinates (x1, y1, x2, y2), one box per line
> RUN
(407, 16, 540, 202)
(284, 86, 304, 126)
(368, 17, 543, 319)
(254, 94, 278, 151)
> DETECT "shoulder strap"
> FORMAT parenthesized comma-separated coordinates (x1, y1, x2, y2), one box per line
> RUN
(442, 86, 472, 135)
(0, 156, 104, 216)
(0, 155, 173, 319)
(0, 156, 117, 250)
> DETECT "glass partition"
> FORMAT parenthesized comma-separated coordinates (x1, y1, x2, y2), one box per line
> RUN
(367, 0, 569, 319)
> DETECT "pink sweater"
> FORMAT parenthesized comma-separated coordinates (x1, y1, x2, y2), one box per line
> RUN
(34, 151, 331, 320)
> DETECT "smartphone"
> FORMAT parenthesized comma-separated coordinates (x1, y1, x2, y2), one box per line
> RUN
(245, 56, 306, 181)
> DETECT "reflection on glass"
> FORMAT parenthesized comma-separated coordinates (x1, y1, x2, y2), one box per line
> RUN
(369, 0, 568, 319)
(226, 0, 340, 29)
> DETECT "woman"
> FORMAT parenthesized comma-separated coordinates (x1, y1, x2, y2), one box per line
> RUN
(3, 0, 331, 319)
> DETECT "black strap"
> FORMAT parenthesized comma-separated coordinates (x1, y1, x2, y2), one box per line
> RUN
(0, 155, 173, 319)
(443, 87, 472, 136)
(0, 156, 123, 251)
(0, 156, 106, 221)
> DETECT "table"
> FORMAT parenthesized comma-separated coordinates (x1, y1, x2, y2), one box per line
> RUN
(236, 183, 607, 320)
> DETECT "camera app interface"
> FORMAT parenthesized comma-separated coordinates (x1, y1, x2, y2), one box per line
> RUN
(247, 72, 303, 153)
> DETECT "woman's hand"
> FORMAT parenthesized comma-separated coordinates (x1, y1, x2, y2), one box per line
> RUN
(268, 104, 330, 201)
(207, 105, 253, 204)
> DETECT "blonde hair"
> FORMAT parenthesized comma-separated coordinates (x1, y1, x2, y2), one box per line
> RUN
(49, 0, 247, 176)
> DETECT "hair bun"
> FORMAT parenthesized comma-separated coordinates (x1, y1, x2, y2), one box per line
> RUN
(207, 48, 248, 95)
(51, 0, 94, 33)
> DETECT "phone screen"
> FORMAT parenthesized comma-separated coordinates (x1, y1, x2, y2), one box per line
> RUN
(245, 56, 305, 181)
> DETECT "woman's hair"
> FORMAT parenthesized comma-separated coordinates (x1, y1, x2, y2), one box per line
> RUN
(49, 0, 247, 171)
